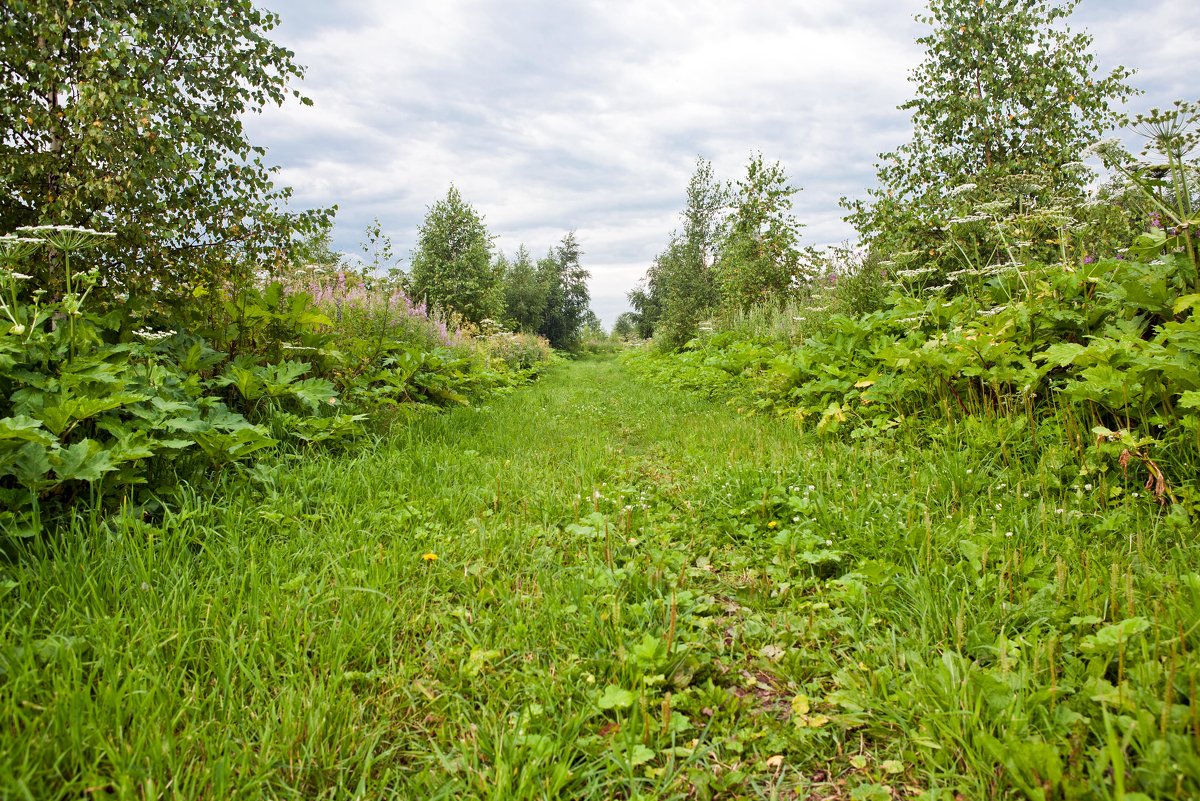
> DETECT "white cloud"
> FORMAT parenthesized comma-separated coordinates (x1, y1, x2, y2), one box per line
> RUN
(248, 0, 1198, 326)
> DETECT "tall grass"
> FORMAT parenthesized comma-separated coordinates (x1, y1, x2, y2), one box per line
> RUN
(2, 356, 1197, 798)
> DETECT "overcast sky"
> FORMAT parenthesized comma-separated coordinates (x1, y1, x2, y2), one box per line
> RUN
(246, 0, 1198, 326)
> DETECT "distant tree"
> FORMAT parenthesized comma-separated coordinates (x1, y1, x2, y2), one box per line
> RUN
(293, 217, 343, 277)
(581, 310, 605, 340)
(0, 0, 329, 318)
(360, 217, 399, 278)
(612, 312, 639, 341)
(626, 284, 661, 340)
(845, 0, 1137, 260)
(408, 186, 501, 324)
(537, 231, 591, 350)
(716, 153, 809, 311)
(501, 244, 547, 333)
(649, 158, 729, 349)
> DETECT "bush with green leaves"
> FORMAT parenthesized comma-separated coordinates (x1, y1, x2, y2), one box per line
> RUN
(0, 225, 551, 537)
(631, 118, 1200, 515)
(0, 228, 273, 535)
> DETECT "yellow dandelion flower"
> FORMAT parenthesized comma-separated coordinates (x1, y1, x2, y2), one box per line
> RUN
(767, 521, 778, 529)
(421, 552, 438, 562)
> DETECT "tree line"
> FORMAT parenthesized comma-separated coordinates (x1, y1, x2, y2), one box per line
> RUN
(406, 186, 595, 350)
(0, 0, 598, 351)
(626, 0, 1140, 348)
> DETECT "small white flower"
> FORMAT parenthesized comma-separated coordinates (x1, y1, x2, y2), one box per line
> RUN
(133, 327, 174, 342)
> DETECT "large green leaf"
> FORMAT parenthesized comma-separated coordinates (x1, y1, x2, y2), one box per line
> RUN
(37, 393, 151, 435)
(0, 416, 55, 447)
(53, 440, 118, 482)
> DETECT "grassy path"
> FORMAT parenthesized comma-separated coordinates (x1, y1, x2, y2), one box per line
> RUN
(1, 357, 818, 799)
(2, 356, 1196, 799)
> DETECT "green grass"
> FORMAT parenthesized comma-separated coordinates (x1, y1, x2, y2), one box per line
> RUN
(2, 355, 1199, 799)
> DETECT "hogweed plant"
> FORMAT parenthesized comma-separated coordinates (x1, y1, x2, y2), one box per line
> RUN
(0, 236, 43, 338)
(1087, 101, 1200, 288)
(12, 226, 115, 357)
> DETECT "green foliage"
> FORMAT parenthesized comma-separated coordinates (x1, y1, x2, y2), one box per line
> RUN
(6, 357, 1200, 798)
(717, 153, 811, 311)
(611, 312, 640, 341)
(636, 158, 728, 349)
(408, 185, 502, 325)
(0, 0, 331, 318)
(501, 245, 548, 334)
(0, 227, 553, 537)
(1091, 101, 1200, 287)
(846, 0, 1137, 266)
(535, 232, 592, 351)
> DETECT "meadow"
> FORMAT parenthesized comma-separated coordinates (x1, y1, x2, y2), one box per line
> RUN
(2, 355, 1196, 799)
(4, 1, 1200, 798)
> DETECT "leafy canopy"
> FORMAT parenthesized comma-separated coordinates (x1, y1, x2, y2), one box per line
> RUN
(633, 158, 728, 348)
(847, 0, 1137, 251)
(408, 185, 501, 325)
(0, 0, 328, 314)
(717, 152, 809, 312)
(536, 232, 591, 350)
